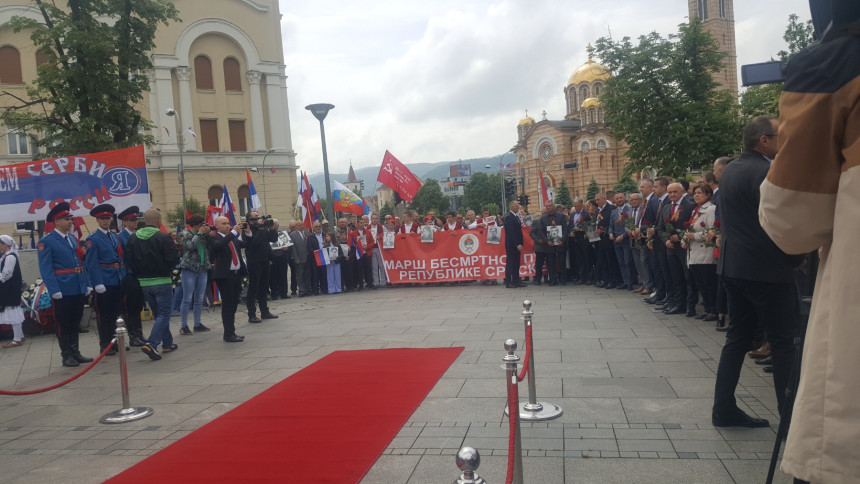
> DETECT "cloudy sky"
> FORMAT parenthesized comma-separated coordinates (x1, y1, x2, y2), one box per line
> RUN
(279, 0, 810, 175)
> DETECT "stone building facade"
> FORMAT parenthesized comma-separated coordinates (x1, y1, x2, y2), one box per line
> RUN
(0, 0, 299, 235)
(689, 0, 738, 99)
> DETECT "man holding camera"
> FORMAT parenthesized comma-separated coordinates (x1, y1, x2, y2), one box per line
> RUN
(243, 211, 279, 323)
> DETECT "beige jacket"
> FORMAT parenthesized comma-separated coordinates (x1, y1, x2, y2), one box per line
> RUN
(684, 202, 716, 266)
(759, 37, 860, 484)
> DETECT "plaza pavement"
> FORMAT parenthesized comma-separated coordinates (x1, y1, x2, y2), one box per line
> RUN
(0, 282, 793, 483)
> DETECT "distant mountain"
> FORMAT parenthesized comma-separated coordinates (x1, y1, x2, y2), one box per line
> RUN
(301, 152, 516, 196)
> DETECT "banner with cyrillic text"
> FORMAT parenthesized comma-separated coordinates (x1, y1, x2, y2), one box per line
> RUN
(0, 146, 150, 223)
(380, 228, 536, 283)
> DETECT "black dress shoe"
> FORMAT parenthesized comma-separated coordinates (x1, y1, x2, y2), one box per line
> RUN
(223, 334, 244, 343)
(78, 326, 89, 333)
(655, 304, 669, 311)
(694, 313, 707, 320)
(129, 336, 146, 347)
(248, 316, 262, 323)
(685, 310, 697, 318)
(755, 356, 773, 365)
(72, 352, 93, 363)
(506, 284, 516, 289)
(703, 313, 718, 322)
(516, 282, 527, 287)
(595, 281, 606, 288)
(663, 306, 684, 315)
(763, 366, 773, 373)
(712, 409, 769, 428)
(616, 284, 629, 290)
(716, 324, 730, 332)
(261, 313, 279, 320)
(533, 281, 542, 286)
(644, 296, 658, 304)
(655, 299, 668, 306)
(62, 355, 80, 367)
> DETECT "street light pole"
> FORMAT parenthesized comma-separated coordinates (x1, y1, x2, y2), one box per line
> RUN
(306, 104, 335, 224)
(166, 108, 187, 223)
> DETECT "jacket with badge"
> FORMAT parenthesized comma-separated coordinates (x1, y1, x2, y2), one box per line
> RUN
(84, 229, 124, 288)
(37, 230, 90, 297)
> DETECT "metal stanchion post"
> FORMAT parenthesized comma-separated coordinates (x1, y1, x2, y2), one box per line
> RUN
(454, 446, 486, 484)
(504, 339, 524, 484)
(505, 300, 563, 421)
(100, 318, 154, 424)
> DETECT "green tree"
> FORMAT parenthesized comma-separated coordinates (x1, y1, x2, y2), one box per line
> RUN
(1, 0, 180, 156)
(409, 178, 448, 215)
(739, 14, 814, 119)
(380, 201, 394, 218)
(594, 18, 740, 178)
(461, 172, 502, 212)
(481, 203, 501, 217)
(612, 176, 639, 195)
(553, 178, 573, 208)
(166, 196, 205, 229)
(585, 178, 600, 201)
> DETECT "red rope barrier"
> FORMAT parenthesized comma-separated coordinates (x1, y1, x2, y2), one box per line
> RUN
(517, 324, 532, 382)
(505, 373, 519, 484)
(0, 341, 115, 396)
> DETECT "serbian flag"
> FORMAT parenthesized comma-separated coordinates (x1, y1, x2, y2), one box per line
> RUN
(539, 169, 552, 208)
(246, 169, 262, 211)
(219, 186, 237, 225)
(377, 150, 422, 202)
(206, 205, 221, 226)
(298, 172, 322, 230)
(362, 198, 372, 216)
(314, 249, 330, 267)
(331, 181, 364, 216)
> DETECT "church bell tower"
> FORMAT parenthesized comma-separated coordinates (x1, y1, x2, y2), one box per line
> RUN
(688, 0, 738, 99)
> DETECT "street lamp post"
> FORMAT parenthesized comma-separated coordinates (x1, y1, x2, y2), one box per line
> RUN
(305, 103, 335, 224)
(166, 108, 187, 223)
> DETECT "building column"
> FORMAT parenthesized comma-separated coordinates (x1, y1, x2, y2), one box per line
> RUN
(264, 73, 286, 151)
(174, 66, 196, 151)
(144, 69, 159, 147)
(278, 73, 295, 153)
(246, 70, 266, 151)
(154, 66, 177, 151)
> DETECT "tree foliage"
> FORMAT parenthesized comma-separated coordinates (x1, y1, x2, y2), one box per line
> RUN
(380, 201, 394, 218)
(586, 178, 600, 201)
(409, 178, 449, 215)
(1, 0, 180, 156)
(481, 203, 500, 217)
(462, 172, 503, 212)
(553, 178, 573, 208)
(594, 18, 740, 178)
(739, 14, 814, 119)
(612, 176, 639, 195)
(166, 196, 205, 229)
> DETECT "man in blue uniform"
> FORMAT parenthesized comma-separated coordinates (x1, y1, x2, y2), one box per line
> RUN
(37, 202, 94, 367)
(84, 204, 124, 355)
(116, 206, 146, 346)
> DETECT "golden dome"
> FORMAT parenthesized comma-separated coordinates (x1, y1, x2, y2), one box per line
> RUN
(518, 109, 535, 126)
(581, 97, 601, 109)
(568, 46, 611, 86)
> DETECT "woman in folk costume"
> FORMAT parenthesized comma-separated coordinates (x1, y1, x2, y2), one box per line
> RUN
(0, 235, 26, 348)
(324, 233, 343, 295)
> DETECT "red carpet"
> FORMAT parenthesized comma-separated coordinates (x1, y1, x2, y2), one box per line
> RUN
(107, 347, 463, 484)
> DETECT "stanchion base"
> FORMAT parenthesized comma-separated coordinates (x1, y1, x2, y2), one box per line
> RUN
(505, 401, 563, 421)
(100, 406, 154, 424)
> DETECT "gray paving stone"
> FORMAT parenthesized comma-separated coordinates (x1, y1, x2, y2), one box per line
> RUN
(617, 439, 675, 452)
(562, 377, 676, 398)
(613, 428, 668, 440)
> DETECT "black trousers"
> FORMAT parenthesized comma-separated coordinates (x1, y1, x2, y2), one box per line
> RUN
(534, 251, 558, 283)
(288, 259, 298, 294)
(713, 276, 798, 416)
(246, 260, 271, 316)
(356, 254, 373, 287)
(93, 285, 123, 349)
(215, 271, 242, 337)
(652, 242, 670, 299)
(311, 260, 327, 294)
(574, 237, 594, 281)
(342, 255, 355, 290)
(690, 264, 717, 314)
(269, 254, 289, 298)
(665, 246, 688, 307)
(504, 246, 520, 284)
(597, 240, 621, 284)
(53, 294, 84, 356)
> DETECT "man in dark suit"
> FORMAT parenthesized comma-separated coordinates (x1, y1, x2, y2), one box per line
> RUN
(655, 182, 696, 315)
(503, 201, 525, 288)
(594, 193, 622, 288)
(210, 216, 246, 342)
(569, 199, 592, 283)
(306, 220, 327, 295)
(712, 116, 804, 428)
(645, 177, 671, 304)
(289, 223, 311, 296)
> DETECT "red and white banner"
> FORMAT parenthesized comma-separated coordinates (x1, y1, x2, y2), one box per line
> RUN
(0, 146, 150, 223)
(377, 150, 422, 202)
(380, 228, 536, 283)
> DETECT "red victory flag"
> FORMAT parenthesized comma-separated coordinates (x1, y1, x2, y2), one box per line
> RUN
(377, 150, 422, 202)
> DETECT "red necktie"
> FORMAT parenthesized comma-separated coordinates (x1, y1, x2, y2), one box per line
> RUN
(671, 203, 677, 217)
(229, 241, 239, 266)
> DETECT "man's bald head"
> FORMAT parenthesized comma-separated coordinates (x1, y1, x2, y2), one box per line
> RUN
(143, 209, 161, 226)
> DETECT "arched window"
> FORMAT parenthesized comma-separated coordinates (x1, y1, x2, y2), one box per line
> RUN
(35, 48, 53, 68)
(237, 184, 251, 217)
(223, 57, 242, 91)
(194, 55, 214, 90)
(0, 46, 23, 84)
(580, 141, 590, 153)
(599, 155, 604, 167)
(584, 157, 589, 169)
(208, 185, 223, 206)
(594, 84, 601, 97)
(598, 108, 604, 124)
(579, 86, 589, 105)
(589, 108, 597, 125)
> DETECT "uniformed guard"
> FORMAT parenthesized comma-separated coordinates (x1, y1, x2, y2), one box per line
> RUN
(37, 202, 94, 367)
(116, 205, 147, 346)
(84, 204, 124, 355)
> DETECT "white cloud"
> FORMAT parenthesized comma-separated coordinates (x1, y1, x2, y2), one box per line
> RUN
(280, 0, 810, 174)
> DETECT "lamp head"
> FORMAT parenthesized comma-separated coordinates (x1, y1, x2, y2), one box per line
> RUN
(166, 108, 176, 116)
(305, 103, 335, 122)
